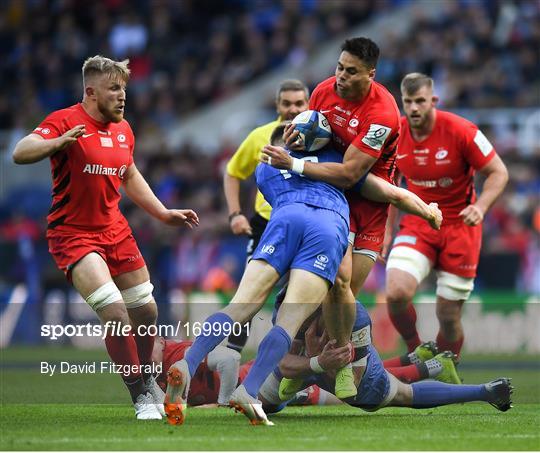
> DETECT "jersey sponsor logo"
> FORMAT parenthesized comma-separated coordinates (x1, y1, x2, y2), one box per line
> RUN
(438, 177, 453, 188)
(261, 244, 275, 255)
(396, 153, 408, 159)
(314, 254, 328, 270)
(473, 130, 493, 156)
(414, 148, 430, 154)
(435, 149, 448, 159)
(320, 109, 333, 114)
(100, 137, 113, 147)
(393, 235, 417, 246)
(83, 163, 127, 179)
(349, 118, 359, 127)
(82, 133, 94, 138)
(361, 124, 392, 150)
(410, 179, 437, 188)
(117, 134, 126, 143)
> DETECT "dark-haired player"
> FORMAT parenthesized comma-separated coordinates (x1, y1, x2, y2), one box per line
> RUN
(263, 37, 401, 398)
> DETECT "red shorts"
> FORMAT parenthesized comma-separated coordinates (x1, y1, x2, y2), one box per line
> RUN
(393, 215, 482, 278)
(46, 222, 146, 280)
(347, 194, 389, 252)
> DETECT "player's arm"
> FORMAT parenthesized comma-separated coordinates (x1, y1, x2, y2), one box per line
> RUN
(223, 173, 252, 235)
(361, 173, 442, 230)
(122, 163, 199, 228)
(279, 340, 351, 379)
(262, 142, 376, 189)
(224, 133, 260, 235)
(206, 346, 241, 406)
(12, 125, 86, 164)
(459, 155, 508, 226)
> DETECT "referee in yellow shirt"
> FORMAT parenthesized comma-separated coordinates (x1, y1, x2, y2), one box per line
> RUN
(223, 79, 309, 351)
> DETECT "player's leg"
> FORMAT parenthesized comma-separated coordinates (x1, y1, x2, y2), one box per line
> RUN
(434, 222, 481, 356)
(164, 259, 279, 425)
(389, 372, 513, 412)
(184, 259, 280, 377)
(231, 268, 328, 425)
(71, 253, 161, 419)
(227, 214, 268, 352)
(350, 250, 377, 299)
(322, 245, 358, 398)
(113, 265, 163, 414)
(435, 272, 471, 356)
(240, 269, 328, 398)
(386, 246, 432, 351)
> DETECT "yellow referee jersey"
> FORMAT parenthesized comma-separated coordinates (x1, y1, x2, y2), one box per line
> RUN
(226, 117, 282, 221)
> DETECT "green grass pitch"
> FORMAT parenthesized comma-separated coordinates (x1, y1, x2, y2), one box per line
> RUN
(1, 347, 539, 450)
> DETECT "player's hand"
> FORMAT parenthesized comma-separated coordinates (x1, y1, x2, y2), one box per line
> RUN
(54, 124, 86, 151)
(317, 340, 352, 371)
(427, 203, 443, 230)
(283, 123, 305, 151)
(230, 214, 252, 235)
(459, 204, 484, 226)
(160, 209, 200, 228)
(261, 145, 294, 170)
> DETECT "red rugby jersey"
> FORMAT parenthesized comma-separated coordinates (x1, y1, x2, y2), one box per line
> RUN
(160, 340, 221, 406)
(32, 103, 134, 232)
(396, 110, 496, 224)
(309, 76, 401, 182)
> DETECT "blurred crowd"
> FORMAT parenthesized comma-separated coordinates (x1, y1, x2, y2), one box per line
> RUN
(1, 0, 539, 295)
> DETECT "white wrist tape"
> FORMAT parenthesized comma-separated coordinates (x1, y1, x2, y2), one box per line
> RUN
(309, 356, 325, 373)
(291, 158, 305, 175)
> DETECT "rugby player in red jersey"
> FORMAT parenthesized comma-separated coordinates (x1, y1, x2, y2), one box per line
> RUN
(385, 73, 508, 356)
(262, 37, 402, 398)
(12, 55, 199, 420)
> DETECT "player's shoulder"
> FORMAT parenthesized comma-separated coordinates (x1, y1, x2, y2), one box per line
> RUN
(44, 104, 80, 122)
(371, 82, 399, 109)
(364, 82, 400, 125)
(436, 110, 477, 134)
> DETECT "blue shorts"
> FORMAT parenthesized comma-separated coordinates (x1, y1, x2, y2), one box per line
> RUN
(252, 203, 348, 285)
(344, 345, 391, 410)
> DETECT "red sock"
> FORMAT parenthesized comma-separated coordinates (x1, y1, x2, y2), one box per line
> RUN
(388, 303, 421, 352)
(134, 331, 155, 367)
(382, 356, 403, 367)
(386, 364, 423, 384)
(436, 332, 464, 357)
(104, 334, 141, 379)
(105, 333, 144, 402)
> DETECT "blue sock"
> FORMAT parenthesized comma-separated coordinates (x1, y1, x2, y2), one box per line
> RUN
(184, 312, 233, 376)
(411, 381, 488, 408)
(242, 326, 291, 398)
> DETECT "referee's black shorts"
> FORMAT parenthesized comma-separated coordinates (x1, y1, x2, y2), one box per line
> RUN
(246, 213, 268, 260)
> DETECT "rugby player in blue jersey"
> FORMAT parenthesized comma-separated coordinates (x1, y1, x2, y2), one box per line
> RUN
(164, 123, 442, 426)
(259, 302, 512, 416)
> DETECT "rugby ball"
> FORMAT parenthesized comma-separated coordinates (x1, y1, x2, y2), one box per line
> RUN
(291, 110, 332, 152)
